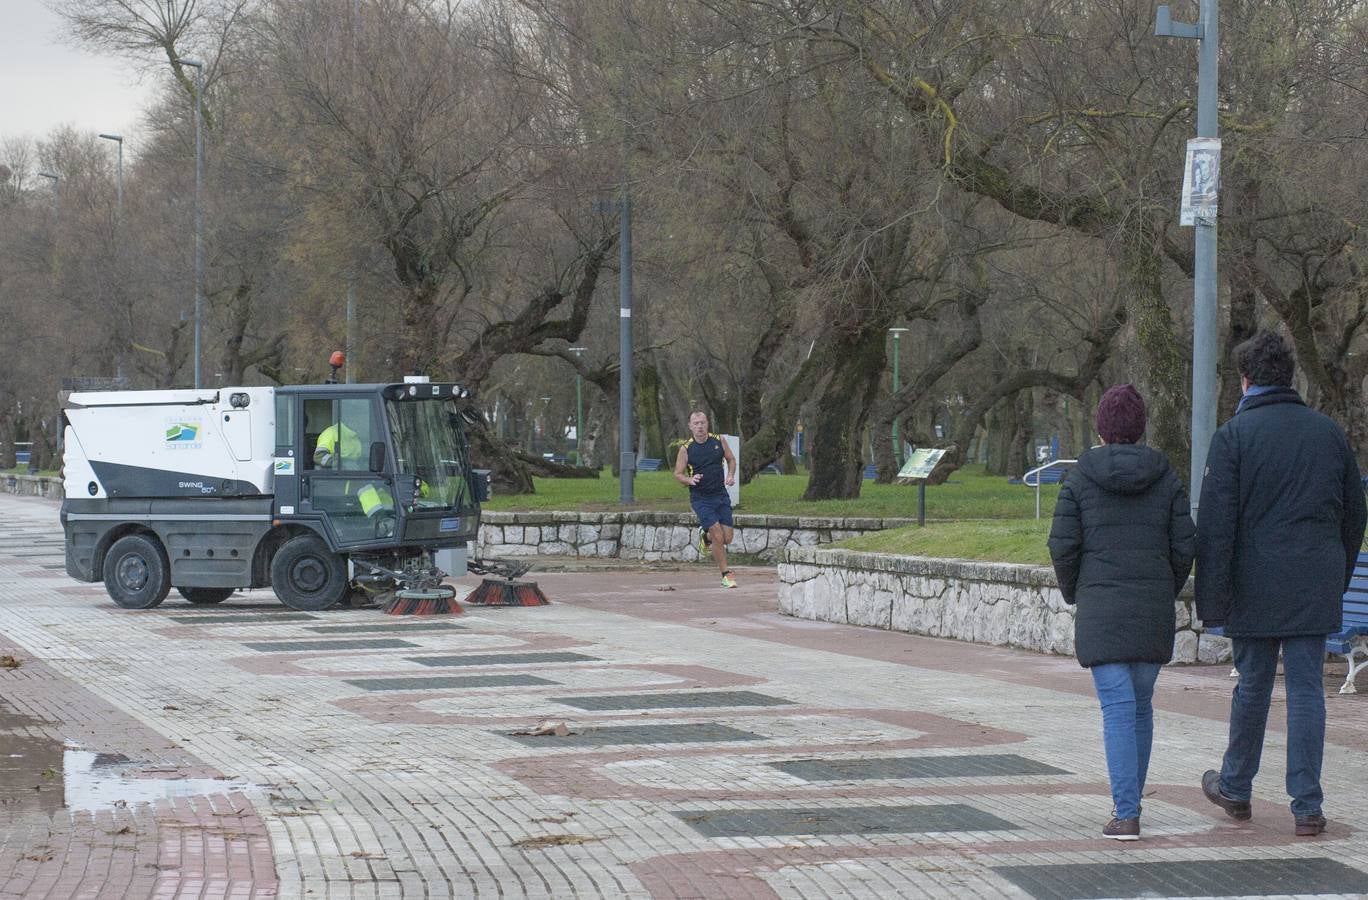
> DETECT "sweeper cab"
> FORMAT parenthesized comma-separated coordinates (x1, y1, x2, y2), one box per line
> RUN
(59, 368, 490, 612)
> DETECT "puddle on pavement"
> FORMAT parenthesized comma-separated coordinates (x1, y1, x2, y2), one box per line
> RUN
(61, 749, 252, 811)
(0, 702, 65, 817)
(2, 698, 252, 816)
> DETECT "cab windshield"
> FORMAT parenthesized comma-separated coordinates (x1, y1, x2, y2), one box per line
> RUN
(384, 398, 472, 511)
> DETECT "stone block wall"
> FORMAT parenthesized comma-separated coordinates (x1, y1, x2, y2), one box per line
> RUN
(778, 546, 1231, 665)
(2, 474, 63, 500)
(476, 511, 915, 563)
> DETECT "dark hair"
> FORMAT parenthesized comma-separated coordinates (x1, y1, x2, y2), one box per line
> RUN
(1095, 384, 1147, 445)
(1235, 330, 1295, 387)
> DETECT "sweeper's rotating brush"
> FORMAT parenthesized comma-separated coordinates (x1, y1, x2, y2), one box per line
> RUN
(465, 578, 550, 607)
(383, 584, 464, 616)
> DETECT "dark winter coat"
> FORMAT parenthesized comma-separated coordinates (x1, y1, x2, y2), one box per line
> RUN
(1048, 444, 1196, 668)
(1194, 387, 1367, 637)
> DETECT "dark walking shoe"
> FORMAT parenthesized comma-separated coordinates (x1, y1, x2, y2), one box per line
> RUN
(1102, 817, 1140, 841)
(1294, 814, 1327, 837)
(1201, 769, 1252, 821)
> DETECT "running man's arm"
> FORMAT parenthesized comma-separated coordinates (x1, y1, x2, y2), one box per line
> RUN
(722, 437, 737, 486)
(674, 445, 698, 486)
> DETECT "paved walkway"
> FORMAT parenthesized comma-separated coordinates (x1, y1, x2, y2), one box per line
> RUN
(1, 492, 1365, 899)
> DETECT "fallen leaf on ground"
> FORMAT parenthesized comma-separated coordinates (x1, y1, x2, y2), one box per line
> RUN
(655, 585, 675, 592)
(349, 851, 387, 859)
(510, 720, 574, 737)
(0, 655, 21, 669)
(511, 835, 601, 849)
(530, 813, 577, 824)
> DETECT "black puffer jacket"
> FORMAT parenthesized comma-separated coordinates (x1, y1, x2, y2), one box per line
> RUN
(1194, 388, 1367, 636)
(1048, 444, 1196, 668)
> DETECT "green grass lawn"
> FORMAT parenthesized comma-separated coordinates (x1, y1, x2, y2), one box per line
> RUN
(484, 464, 1062, 520)
(833, 519, 1056, 566)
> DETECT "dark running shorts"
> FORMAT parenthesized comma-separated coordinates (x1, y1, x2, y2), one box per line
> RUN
(690, 492, 734, 530)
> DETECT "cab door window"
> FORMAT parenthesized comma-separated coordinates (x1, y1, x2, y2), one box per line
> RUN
(301, 397, 396, 543)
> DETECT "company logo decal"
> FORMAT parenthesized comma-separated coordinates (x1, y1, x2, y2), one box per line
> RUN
(164, 418, 203, 450)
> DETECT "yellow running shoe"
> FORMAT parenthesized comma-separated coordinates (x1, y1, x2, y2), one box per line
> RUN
(720, 571, 737, 589)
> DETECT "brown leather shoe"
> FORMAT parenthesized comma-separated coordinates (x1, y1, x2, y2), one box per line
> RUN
(1102, 816, 1140, 841)
(1295, 814, 1327, 837)
(1201, 769, 1252, 821)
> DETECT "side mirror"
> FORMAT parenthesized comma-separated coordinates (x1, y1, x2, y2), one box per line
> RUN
(368, 441, 386, 473)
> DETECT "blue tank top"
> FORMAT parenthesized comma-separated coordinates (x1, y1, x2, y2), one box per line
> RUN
(685, 436, 726, 496)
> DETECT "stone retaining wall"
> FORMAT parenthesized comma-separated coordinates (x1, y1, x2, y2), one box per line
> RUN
(778, 547, 1231, 664)
(2, 474, 63, 500)
(0, 480, 906, 563)
(475, 511, 916, 563)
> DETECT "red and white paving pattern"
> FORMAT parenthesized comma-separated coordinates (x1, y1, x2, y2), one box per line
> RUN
(1, 492, 1366, 899)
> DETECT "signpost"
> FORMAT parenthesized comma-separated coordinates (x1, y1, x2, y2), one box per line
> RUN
(896, 448, 947, 527)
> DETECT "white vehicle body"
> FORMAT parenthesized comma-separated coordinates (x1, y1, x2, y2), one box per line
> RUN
(59, 382, 484, 611)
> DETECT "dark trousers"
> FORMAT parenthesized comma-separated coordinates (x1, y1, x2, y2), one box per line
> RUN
(1219, 635, 1327, 816)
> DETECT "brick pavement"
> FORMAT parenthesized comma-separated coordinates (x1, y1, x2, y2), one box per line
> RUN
(1, 492, 1366, 899)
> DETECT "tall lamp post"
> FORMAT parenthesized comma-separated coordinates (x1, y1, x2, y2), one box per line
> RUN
(38, 170, 59, 206)
(618, 187, 635, 503)
(99, 133, 125, 381)
(97, 133, 123, 222)
(569, 347, 587, 466)
(889, 327, 909, 467)
(1155, 2, 1219, 515)
(174, 57, 205, 390)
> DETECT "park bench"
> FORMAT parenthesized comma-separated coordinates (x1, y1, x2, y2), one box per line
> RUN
(760, 463, 782, 475)
(1328, 551, 1368, 694)
(1205, 551, 1368, 694)
(636, 457, 662, 471)
(1019, 466, 1069, 486)
(863, 464, 877, 480)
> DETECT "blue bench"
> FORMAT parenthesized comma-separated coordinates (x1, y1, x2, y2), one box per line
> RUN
(1206, 551, 1368, 694)
(760, 463, 781, 475)
(863, 464, 877, 480)
(1021, 466, 1068, 486)
(636, 457, 662, 471)
(1329, 551, 1368, 694)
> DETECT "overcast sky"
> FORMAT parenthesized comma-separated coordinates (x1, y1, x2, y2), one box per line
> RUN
(0, 0, 157, 147)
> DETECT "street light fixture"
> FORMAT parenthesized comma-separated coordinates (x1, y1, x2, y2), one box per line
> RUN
(888, 327, 909, 467)
(97, 133, 123, 222)
(37, 171, 59, 211)
(174, 57, 205, 390)
(569, 347, 587, 466)
(1155, 2, 1219, 515)
(99, 133, 126, 380)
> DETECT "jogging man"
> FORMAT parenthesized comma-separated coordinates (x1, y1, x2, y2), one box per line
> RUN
(674, 410, 738, 588)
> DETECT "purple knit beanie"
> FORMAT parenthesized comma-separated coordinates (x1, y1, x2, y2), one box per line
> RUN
(1095, 384, 1146, 444)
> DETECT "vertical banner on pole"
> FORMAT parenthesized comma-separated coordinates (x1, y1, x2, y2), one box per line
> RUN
(1180, 138, 1221, 226)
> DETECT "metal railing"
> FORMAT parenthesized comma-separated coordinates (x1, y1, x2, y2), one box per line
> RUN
(1023, 459, 1077, 519)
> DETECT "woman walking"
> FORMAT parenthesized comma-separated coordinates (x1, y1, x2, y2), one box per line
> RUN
(1048, 384, 1196, 840)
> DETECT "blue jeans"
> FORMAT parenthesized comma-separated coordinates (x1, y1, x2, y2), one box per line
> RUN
(1091, 662, 1162, 820)
(1219, 635, 1326, 817)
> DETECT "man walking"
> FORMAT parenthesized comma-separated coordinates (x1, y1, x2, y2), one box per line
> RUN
(674, 410, 738, 588)
(1196, 331, 1367, 836)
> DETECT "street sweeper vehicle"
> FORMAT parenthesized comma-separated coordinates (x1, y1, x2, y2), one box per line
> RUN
(59, 375, 493, 612)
